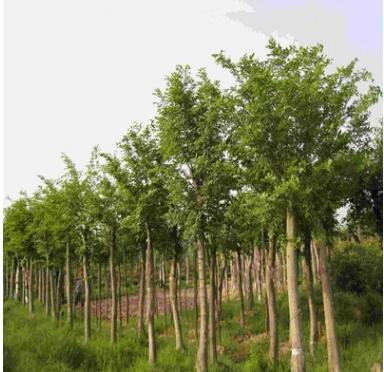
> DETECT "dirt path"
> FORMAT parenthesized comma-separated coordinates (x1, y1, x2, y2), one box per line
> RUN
(89, 287, 197, 321)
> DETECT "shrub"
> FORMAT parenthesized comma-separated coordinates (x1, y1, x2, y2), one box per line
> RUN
(331, 241, 382, 294)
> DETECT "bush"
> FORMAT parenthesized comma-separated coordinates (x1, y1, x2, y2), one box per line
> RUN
(331, 241, 382, 294)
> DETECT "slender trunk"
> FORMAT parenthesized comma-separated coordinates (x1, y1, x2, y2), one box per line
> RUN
(110, 226, 117, 344)
(217, 256, 226, 320)
(185, 255, 190, 286)
(247, 249, 254, 310)
(4, 260, 8, 299)
(45, 259, 50, 316)
(208, 249, 217, 363)
(266, 232, 278, 366)
(9, 258, 15, 299)
(28, 258, 34, 314)
(97, 260, 102, 329)
(15, 263, 21, 301)
(124, 260, 129, 326)
(118, 264, 122, 329)
(170, 247, 185, 351)
(304, 232, 318, 356)
(236, 249, 245, 328)
(145, 223, 156, 363)
(50, 269, 57, 320)
(41, 266, 45, 304)
(22, 266, 26, 305)
(255, 248, 262, 302)
(163, 261, 167, 335)
(83, 254, 91, 342)
(312, 242, 320, 283)
(137, 246, 146, 337)
(316, 240, 340, 372)
(196, 238, 208, 372)
(37, 266, 41, 302)
(65, 242, 73, 327)
(193, 248, 198, 339)
(56, 269, 62, 320)
(286, 210, 305, 372)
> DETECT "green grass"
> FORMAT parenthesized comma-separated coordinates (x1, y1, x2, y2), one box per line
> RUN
(4, 288, 382, 371)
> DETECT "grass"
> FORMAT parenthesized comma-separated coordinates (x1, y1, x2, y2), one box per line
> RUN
(4, 287, 382, 371)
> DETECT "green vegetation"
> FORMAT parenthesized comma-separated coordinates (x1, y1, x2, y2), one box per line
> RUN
(4, 39, 382, 372)
(4, 281, 382, 371)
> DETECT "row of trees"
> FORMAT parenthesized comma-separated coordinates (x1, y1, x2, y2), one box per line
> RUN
(4, 40, 381, 372)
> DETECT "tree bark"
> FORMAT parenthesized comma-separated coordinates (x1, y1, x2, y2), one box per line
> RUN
(316, 240, 340, 372)
(50, 269, 57, 320)
(45, 259, 50, 316)
(286, 209, 305, 372)
(170, 241, 185, 351)
(110, 226, 117, 344)
(196, 238, 208, 372)
(56, 269, 62, 320)
(145, 223, 156, 363)
(266, 232, 278, 366)
(247, 249, 254, 310)
(28, 258, 34, 314)
(97, 260, 102, 330)
(137, 246, 146, 337)
(304, 232, 318, 356)
(9, 258, 15, 299)
(65, 241, 73, 327)
(185, 255, 190, 286)
(208, 249, 217, 363)
(83, 253, 91, 342)
(236, 249, 245, 328)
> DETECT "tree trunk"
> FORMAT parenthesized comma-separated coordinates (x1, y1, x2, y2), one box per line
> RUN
(137, 246, 146, 337)
(196, 238, 208, 372)
(145, 223, 156, 363)
(83, 254, 91, 342)
(236, 249, 245, 328)
(110, 226, 117, 344)
(65, 241, 73, 327)
(45, 260, 50, 316)
(50, 269, 57, 320)
(255, 248, 262, 302)
(37, 266, 41, 302)
(217, 255, 226, 320)
(208, 249, 217, 363)
(97, 260, 102, 330)
(56, 269, 62, 320)
(124, 259, 129, 326)
(316, 240, 341, 372)
(15, 263, 21, 301)
(193, 249, 198, 339)
(266, 232, 278, 366)
(286, 210, 305, 372)
(247, 249, 254, 310)
(304, 232, 318, 356)
(185, 255, 190, 286)
(170, 247, 185, 351)
(9, 258, 15, 299)
(21, 266, 26, 305)
(28, 258, 34, 314)
(118, 263, 122, 329)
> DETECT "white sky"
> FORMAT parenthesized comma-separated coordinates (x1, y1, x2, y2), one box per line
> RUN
(3, 0, 382, 205)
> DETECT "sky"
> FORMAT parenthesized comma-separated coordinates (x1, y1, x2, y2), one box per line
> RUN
(4, 0, 383, 204)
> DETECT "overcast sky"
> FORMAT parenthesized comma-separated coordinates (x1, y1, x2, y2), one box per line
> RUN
(4, 0, 382, 204)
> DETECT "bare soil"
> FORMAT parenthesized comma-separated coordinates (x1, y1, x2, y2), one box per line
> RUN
(89, 287, 197, 321)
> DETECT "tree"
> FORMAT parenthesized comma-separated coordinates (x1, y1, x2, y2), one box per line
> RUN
(156, 66, 230, 371)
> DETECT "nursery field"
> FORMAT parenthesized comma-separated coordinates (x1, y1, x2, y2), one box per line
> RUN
(4, 39, 382, 372)
(4, 283, 382, 372)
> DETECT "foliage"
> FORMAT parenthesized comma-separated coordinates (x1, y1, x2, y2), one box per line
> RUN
(331, 240, 382, 294)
